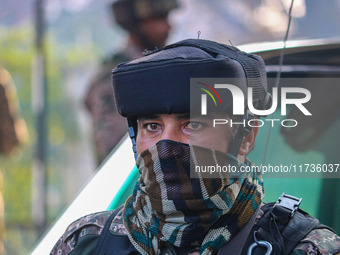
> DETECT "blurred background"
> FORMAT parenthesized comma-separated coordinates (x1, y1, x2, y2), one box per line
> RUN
(1, 0, 340, 254)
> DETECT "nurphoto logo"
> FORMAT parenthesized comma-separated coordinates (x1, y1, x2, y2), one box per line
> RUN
(193, 79, 312, 128)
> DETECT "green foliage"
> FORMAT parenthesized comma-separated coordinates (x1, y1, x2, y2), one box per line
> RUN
(1, 153, 32, 225)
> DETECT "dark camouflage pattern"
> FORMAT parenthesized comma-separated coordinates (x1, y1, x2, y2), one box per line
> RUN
(109, 208, 127, 236)
(85, 52, 130, 165)
(50, 210, 113, 255)
(292, 228, 340, 255)
(50, 204, 340, 255)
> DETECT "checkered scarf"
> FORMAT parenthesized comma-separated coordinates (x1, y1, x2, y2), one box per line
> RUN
(123, 140, 264, 255)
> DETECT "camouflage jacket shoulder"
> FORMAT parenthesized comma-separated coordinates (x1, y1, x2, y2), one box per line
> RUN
(50, 209, 340, 255)
(50, 210, 113, 255)
(292, 228, 340, 255)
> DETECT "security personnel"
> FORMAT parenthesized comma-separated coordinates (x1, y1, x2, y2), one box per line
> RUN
(0, 66, 28, 255)
(52, 39, 340, 254)
(85, 0, 178, 165)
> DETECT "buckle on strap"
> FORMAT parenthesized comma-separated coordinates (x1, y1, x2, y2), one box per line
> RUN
(274, 193, 302, 217)
(247, 241, 273, 255)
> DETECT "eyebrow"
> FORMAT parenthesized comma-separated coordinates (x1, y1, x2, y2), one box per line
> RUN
(190, 113, 215, 120)
(177, 113, 190, 119)
(138, 115, 161, 122)
(137, 113, 191, 122)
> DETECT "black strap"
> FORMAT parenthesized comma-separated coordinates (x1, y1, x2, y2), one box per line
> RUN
(92, 208, 120, 255)
(228, 111, 254, 157)
(127, 117, 138, 160)
(241, 194, 331, 255)
(217, 204, 261, 255)
(228, 124, 246, 157)
(93, 206, 139, 255)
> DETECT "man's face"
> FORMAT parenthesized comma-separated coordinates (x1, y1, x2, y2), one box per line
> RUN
(136, 113, 233, 155)
(138, 16, 171, 48)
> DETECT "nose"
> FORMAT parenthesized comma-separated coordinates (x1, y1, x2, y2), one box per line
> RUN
(160, 126, 189, 144)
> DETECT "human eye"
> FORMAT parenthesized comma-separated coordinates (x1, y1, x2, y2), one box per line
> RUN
(145, 123, 161, 132)
(186, 121, 203, 131)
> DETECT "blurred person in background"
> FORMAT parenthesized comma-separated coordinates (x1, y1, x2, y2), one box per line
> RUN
(0, 66, 28, 255)
(85, 0, 178, 165)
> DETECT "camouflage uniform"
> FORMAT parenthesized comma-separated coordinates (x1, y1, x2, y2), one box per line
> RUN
(85, 45, 142, 165)
(50, 205, 340, 255)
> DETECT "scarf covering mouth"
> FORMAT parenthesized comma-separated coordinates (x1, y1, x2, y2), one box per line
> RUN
(123, 140, 264, 255)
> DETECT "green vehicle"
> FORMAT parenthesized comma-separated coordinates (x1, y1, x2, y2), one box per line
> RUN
(31, 38, 340, 254)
